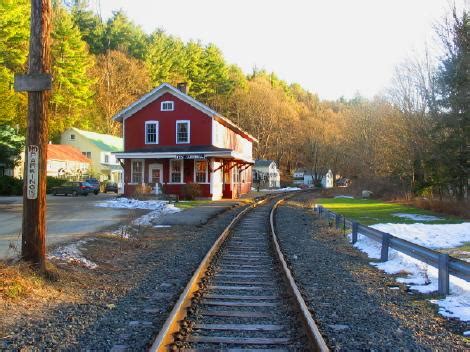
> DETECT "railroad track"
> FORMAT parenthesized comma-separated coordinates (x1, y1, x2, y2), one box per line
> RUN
(150, 194, 328, 351)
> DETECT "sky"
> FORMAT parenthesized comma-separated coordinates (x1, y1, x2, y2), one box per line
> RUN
(89, 0, 467, 100)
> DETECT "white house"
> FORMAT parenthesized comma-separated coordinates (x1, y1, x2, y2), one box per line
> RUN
(293, 169, 313, 186)
(321, 169, 334, 188)
(61, 127, 123, 185)
(253, 160, 281, 188)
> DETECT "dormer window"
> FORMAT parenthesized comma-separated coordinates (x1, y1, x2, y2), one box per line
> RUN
(161, 101, 174, 111)
(145, 121, 159, 144)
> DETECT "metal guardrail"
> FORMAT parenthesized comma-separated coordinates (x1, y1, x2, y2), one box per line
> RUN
(315, 205, 470, 295)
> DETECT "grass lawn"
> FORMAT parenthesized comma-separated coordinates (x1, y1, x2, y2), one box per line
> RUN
(315, 198, 463, 225)
(174, 200, 213, 210)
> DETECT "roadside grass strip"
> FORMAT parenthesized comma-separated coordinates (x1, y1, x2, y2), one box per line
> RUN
(315, 198, 462, 225)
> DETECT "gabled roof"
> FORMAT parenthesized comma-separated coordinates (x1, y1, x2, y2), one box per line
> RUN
(112, 83, 258, 143)
(47, 144, 91, 163)
(71, 127, 123, 152)
(254, 160, 276, 169)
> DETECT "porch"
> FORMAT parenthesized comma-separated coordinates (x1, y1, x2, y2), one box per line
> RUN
(121, 157, 252, 200)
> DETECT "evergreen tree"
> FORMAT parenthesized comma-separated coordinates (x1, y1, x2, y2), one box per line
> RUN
(433, 9, 469, 200)
(50, 3, 95, 139)
(105, 11, 148, 60)
(0, 0, 29, 127)
(70, 0, 106, 55)
(0, 124, 25, 169)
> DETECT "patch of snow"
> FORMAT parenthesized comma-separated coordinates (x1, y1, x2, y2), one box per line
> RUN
(463, 330, 470, 336)
(48, 239, 97, 269)
(371, 222, 470, 249)
(133, 203, 180, 226)
(350, 223, 470, 321)
(392, 213, 443, 221)
(96, 197, 170, 210)
(334, 195, 354, 199)
(96, 198, 181, 226)
(260, 187, 301, 192)
(154, 225, 172, 228)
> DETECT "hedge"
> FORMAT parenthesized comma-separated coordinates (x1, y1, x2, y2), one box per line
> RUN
(0, 176, 67, 195)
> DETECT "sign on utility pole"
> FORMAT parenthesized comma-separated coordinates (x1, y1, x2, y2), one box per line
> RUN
(14, 0, 52, 270)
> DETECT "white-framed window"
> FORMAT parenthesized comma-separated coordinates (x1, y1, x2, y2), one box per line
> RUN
(161, 101, 174, 111)
(104, 155, 109, 163)
(176, 120, 190, 144)
(194, 160, 208, 183)
(145, 121, 158, 144)
(232, 165, 240, 183)
(170, 159, 183, 183)
(131, 160, 143, 183)
(70, 134, 76, 141)
(82, 151, 91, 159)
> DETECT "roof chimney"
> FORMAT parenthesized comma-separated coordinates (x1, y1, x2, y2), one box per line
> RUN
(177, 82, 188, 94)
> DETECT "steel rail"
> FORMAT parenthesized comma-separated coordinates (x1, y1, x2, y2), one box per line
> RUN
(149, 192, 330, 351)
(270, 198, 330, 351)
(148, 195, 271, 351)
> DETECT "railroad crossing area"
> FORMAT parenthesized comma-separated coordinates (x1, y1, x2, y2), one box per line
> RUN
(1, 191, 468, 351)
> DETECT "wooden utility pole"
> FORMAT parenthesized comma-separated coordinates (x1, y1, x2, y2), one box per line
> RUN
(15, 0, 52, 271)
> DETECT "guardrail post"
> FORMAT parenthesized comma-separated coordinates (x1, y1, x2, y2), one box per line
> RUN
(351, 222, 358, 244)
(381, 233, 390, 262)
(438, 253, 450, 295)
(335, 214, 340, 229)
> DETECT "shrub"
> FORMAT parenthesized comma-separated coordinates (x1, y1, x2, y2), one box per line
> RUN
(0, 176, 23, 195)
(133, 183, 153, 200)
(46, 176, 65, 194)
(181, 183, 202, 200)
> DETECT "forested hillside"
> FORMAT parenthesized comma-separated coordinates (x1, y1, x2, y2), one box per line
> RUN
(0, 0, 467, 200)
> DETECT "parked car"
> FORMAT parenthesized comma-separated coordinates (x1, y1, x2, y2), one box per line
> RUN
(104, 181, 118, 194)
(337, 178, 351, 187)
(52, 181, 89, 196)
(85, 178, 100, 195)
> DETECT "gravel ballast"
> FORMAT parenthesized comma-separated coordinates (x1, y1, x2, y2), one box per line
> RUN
(0, 203, 246, 351)
(275, 192, 469, 351)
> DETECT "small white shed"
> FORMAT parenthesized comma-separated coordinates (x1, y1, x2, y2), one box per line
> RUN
(322, 169, 334, 188)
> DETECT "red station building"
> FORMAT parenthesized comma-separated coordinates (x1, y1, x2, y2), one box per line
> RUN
(113, 83, 257, 199)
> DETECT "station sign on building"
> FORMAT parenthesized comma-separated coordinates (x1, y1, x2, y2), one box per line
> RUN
(113, 83, 257, 199)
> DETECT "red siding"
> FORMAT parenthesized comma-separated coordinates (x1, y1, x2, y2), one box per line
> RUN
(124, 92, 212, 151)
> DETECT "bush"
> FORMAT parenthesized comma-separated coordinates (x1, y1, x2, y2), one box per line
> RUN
(181, 183, 201, 200)
(46, 176, 65, 194)
(0, 176, 23, 195)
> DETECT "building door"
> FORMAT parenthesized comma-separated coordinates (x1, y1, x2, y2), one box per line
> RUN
(148, 163, 163, 194)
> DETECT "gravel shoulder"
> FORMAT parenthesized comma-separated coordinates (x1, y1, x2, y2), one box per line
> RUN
(276, 192, 469, 351)
(0, 203, 247, 351)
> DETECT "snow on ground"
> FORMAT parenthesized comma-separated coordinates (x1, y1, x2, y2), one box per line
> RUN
(96, 197, 181, 226)
(334, 195, 354, 199)
(350, 222, 470, 322)
(260, 187, 301, 192)
(392, 213, 443, 221)
(371, 222, 470, 249)
(96, 197, 171, 210)
(48, 239, 97, 269)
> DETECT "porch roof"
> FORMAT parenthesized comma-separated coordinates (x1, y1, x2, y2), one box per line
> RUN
(113, 145, 253, 163)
